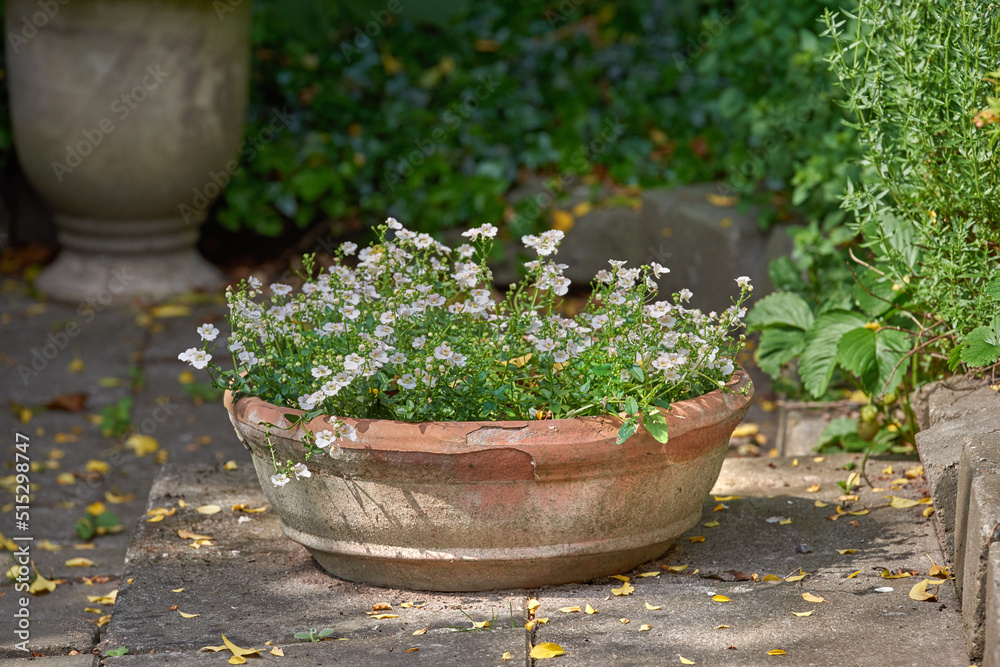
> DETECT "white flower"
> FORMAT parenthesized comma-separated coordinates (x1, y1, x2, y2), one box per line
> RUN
(535, 338, 556, 353)
(412, 336, 426, 349)
(332, 371, 353, 387)
(298, 393, 321, 410)
(270, 473, 290, 487)
(462, 223, 499, 241)
(321, 322, 346, 335)
(270, 283, 292, 296)
(374, 324, 394, 338)
(591, 314, 610, 329)
(177, 347, 198, 363)
(678, 289, 693, 302)
(320, 380, 341, 397)
(719, 360, 735, 376)
(238, 350, 258, 367)
(197, 323, 220, 341)
(331, 420, 358, 442)
(187, 350, 212, 370)
(292, 463, 311, 479)
(458, 244, 475, 259)
(433, 343, 454, 360)
(343, 353, 364, 371)
(315, 429, 336, 449)
(553, 350, 570, 363)
(248, 276, 262, 289)
(340, 304, 361, 320)
(450, 352, 467, 367)
(387, 352, 407, 365)
(311, 364, 332, 379)
(386, 217, 403, 230)
(397, 374, 417, 390)
(735, 276, 752, 288)
(341, 241, 358, 256)
(651, 262, 670, 279)
(227, 338, 245, 354)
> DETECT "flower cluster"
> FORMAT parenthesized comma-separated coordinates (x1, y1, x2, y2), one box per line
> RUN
(182, 219, 752, 485)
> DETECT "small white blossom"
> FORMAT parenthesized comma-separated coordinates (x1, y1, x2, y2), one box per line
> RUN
(292, 463, 311, 479)
(651, 262, 670, 279)
(397, 374, 417, 390)
(412, 335, 426, 349)
(270, 283, 292, 296)
(270, 473, 290, 487)
(735, 276, 752, 288)
(341, 241, 358, 256)
(197, 323, 220, 341)
(462, 223, 499, 241)
(186, 349, 212, 370)
(238, 350, 259, 367)
(311, 365, 332, 379)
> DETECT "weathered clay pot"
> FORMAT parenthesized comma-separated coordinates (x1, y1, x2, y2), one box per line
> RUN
(5, 0, 251, 302)
(225, 369, 752, 591)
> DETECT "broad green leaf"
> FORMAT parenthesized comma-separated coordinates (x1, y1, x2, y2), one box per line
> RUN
(756, 327, 807, 378)
(799, 311, 867, 398)
(745, 292, 815, 332)
(836, 327, 910, 396)
(987, 276, 1000, 301)
(836, 327, 877, 381)
(616, 422, 636, 444)
(852, 269, 897, 317)
(874, 329, 911, 394)
(960, 326, 1000, 367)
(624, 397, 639, 416)
(646, 420, 669, 444)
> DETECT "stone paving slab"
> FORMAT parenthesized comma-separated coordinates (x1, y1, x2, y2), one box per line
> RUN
(101, 455, 968, 665)
(0, 619, 98, 659)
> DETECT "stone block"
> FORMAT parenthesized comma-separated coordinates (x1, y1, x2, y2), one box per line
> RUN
(955, 434, 1000, 596)
(985, 547, 1000, 667)
(958, 454, 1000, 661)
(0, 619, 99, 659)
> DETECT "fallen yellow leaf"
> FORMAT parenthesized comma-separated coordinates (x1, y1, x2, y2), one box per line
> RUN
(881, 570, 912, 579)
(224, 460, 238, 470)
(731, 424, 758, 438)
(371, 614, 398, 620)
(178, 611, 199, 618)
(785, 572, 807, 582)
(713, 495, 741, 502)
(767, 649, 787, 655)
(270, 647, 284, 656)
(502, 651, 512, 661)
(147, 515, 165, 523)
(610, 574, 631, 582)
(530, 643, 566, 659)
(197, 505, 222, 515)
(909, 579, 940, 602)
(85, 460, 110, 475)
(702, 520, 720, 528)
(791, 611, 813, 617)
(559, 606, 581, 613)
(847, 570, 860, 579)
(29, 573, 58, 595)
(619, 618, 630, 624)
(761, 574, 782, 582)
(612, 582, 635, 596)
(412, 627, 428, 636)
(147, 507, 176, 517)
(923, 505, 935, 517)
(228, 657, 246, 665)
(105, 491, 134, 504)
(686, 536, 706, 543)
(86, 590, 117, 605)
(65, 558, 98, 567)
(178, 529, 212, 541)
(405, 647, 419, 653)
(887, 496, 920, 509)
(471, 620, 489, 628)
(56, 472, 77, 486)
(715, 625, 730, 629)
(96, 615, 111, 627)
(221, 634, 259, 659)
(645, 602, 662, 610)
(173, 587, 185, 593)
(551, 209, 575, 233)
(679, 656, 696, 665)
(638, 571, 660, 577)
(836, 549, 856, 555)
(178, 500, 189, 508)
(806, 484, 821, 493)
(38, 540, 62, 551)
(527, 599, 541, 612)
(712, 595, 730, 602)
(125, 434, 159, 457)
(814, 501, 829, 508)
(639, 624, 652, 631)
(401, 602, 414, 608)
(707, 193, 738, 207)
(67, 358, 85, 372)
(84, 607, 102, 614)
(905, 466, 924, 479)
(664, 565, 688, 573)
(585, 604, 596, 614)
(713, 503, 728, 512)
(801, 593, 826, 603)
(86, 501, 107, 516)
(779, 518, 792, 525)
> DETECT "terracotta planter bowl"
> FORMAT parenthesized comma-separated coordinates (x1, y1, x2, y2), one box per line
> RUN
(225, 369, 752, 591)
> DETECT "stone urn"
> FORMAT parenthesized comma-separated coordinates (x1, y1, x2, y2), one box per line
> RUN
(224, 369, 753, 592)
(5, 0, 251, 302)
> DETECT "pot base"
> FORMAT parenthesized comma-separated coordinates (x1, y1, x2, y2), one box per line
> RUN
(283, 513, 698, 592)
(36, 247, 223, 303)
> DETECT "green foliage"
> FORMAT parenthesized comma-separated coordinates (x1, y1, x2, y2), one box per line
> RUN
(75, 506, 122, 541)
(749, 0, 1000, 450)
(105, 648, 129, 658)
(98, 397, 133, 439)
(294, 628, 335, 642)
(215, 0, 854, 239)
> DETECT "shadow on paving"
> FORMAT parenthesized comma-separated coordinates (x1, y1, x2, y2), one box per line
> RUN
(99, 455, 969, 666)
